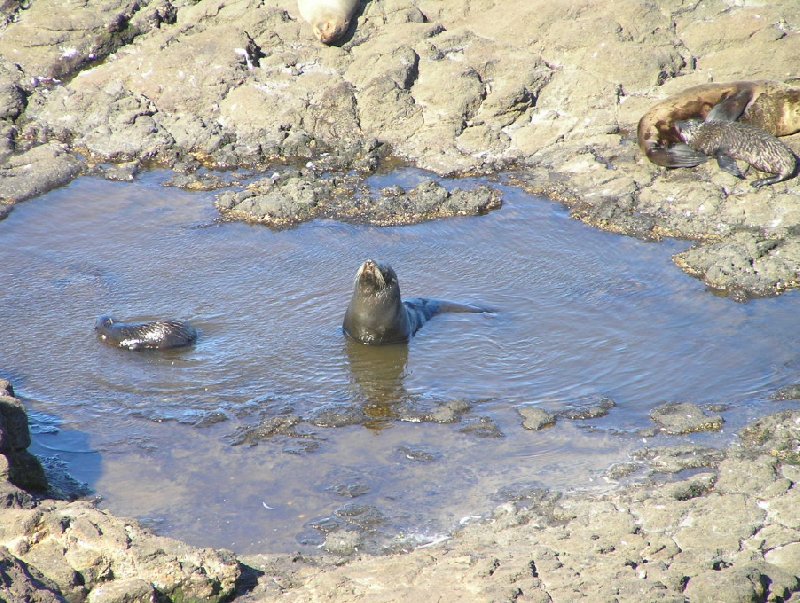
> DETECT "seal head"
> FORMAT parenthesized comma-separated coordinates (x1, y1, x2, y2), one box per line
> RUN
(95, 315, 198, 351)
(343, 260, 414, 345)
(297, 0, 358, 45)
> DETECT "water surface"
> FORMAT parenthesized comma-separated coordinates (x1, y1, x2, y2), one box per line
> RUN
(2, 170, 798, 554)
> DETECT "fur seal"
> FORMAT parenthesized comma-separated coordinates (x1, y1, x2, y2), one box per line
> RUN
(297, 0, 359, 45)
(342, 259, 486, 345)
(638, 81, 800, 168)
(675, 119, 796, 187)
(95, 315, 197, 350)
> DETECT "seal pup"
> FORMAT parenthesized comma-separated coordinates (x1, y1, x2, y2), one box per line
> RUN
(297, 0, 359, 45)
(95, 315, 197, 350)
(342, 259, 487, 345)
(637, 81, 800, 168)
(675, 119, 796, 187)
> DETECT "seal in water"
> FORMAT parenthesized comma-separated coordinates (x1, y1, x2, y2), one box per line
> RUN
(95, 315, 198, 350)
(637, 80, 800, 168)
(675, 119, 797, 187)
(297, 0, 359, 45)
(342, 259, 487, 345)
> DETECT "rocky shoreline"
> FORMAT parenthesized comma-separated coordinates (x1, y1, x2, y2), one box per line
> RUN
(3, 375, 800, 601)
(2, 0, 800, 600)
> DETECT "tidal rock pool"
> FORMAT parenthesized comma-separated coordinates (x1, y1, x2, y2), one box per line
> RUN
(2, 169, 798, 555)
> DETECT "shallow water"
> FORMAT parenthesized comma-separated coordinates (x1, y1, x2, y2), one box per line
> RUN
(2, 169, 798, 554)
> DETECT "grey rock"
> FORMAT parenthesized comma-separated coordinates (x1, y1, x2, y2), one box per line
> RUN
(216, 175, 502, 228)
(321, 529, 362, 556)
(559, 396, 616, 421)
(518, 407, 556, 431)
(0, 143, 83, 206)
(0, 546, 63, 602)
(459, 415, 504, 438)
(771, 384, 800, 401)
(396, 445, 441, 463)
(0, 391, 31, 452)
(227, 415, 303, 446)
(633, 445, 725, 474)
(674, 232, 800, 299)
(330, 482, 370, 498)
(86, 578, 157, 603)
(739, 410, 800, 464)
(650, 401, 723, 435)
(396, 398, 471, 424)
(308, 404, 366, 428)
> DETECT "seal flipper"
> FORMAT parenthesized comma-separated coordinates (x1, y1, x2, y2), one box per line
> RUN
(751, 175, 784, 188)
(715, 153, 744, 178)
(402, 298, 440, 336)
(403, 298, 490, 336)
(706, 89, 753, 122)
(653, 143, 709, 168)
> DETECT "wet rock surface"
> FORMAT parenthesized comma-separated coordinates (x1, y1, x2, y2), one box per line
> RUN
(650, 401, 724, 435)
(236, 411, 800, 601)
(216, 174, 502, 227)
(3, 379, 800, 600)
(0, 380, 241, 602)
(518, 406, 556, 431)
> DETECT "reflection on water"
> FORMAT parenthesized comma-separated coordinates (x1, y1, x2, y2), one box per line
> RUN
(1, 170, 799, 554)
(345, 339, 409, 424)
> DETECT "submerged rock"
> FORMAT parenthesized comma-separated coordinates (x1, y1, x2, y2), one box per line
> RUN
(559, 396, 616, 421)
(459, 415, 504, 438)
(396, 445, 442, 463)
(518, 406, 556, 431)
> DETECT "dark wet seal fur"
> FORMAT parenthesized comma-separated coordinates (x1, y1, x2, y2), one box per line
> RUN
(637, 80, 800, 169)
(95, 315, 197, 350)
(676, 119, 797, 187)
(342, 259, 487, 345)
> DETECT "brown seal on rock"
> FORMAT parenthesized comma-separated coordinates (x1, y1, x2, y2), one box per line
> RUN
(297, 0, 359, 45)
(675, 119, 796, 187)
(95, 315, 197, 350)
(637, 80, 800, 168)
(342, 260, 487, 345)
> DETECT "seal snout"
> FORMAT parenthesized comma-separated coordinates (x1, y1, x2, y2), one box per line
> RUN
(357, 258, 380, 278)
(95, 315, 114, 330)
(355, 259, 399, 297)
(315, 19, 347, 45)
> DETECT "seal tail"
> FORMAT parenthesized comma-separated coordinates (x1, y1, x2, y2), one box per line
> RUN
(651, 143, 710, 168)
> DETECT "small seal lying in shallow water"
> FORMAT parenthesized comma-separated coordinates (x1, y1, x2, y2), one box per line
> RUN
(297, 0, 359, 45)
(637, 81, 800, 168)
(342, 260, 487, 345)
(95, 315, 197, 350)
(675, 119, 797, 187)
